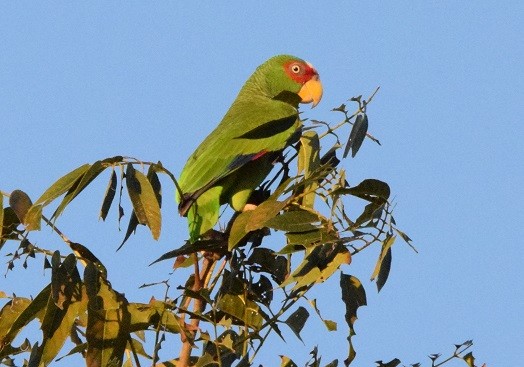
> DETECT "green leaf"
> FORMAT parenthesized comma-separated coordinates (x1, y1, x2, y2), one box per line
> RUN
(216, 293, 263, 330)
(34, 164, 91, 207)
(228, 199, 286, 250)
(52, 160, 108, 221)
(281, 244, 350, 290)
(8, 190, 32, 223)
(84, 263, 129, 367)
(126, 338, 152, 359)
(245, 199, 286, 232)
(340, 273, 367, 366)
(0, 297, 32, 347)
(370, 234, 396, 292)
(24, 204, 43, 231)
(128, 301, 181, 334)
(284, 306, 309, 341)
(228, 211, 252, 251)
(463, 352, 475, 367)
(99, 170, 117, 221)
(285, 227, 338, 247)
(280, 355, 298, 367)
(265, 209, 320, 232)
(297, 131, 321, 208)
(0, 285, 51, 349)
(125, 163, 161, 240)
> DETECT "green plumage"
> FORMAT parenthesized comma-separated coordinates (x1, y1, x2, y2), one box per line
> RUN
(177, 55, 308, 241)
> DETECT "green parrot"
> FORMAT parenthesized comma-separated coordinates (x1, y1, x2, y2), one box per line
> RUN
(177, 54, 323, 241)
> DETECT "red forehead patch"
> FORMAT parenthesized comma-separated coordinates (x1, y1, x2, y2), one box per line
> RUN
(284, 60, 318, 84)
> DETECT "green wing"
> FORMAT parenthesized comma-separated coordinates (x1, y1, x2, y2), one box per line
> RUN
(178, 97, 299, 200)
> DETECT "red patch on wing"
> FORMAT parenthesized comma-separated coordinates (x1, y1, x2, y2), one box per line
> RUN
(251, 150, 268, 160)
(284, 60, 318, 84)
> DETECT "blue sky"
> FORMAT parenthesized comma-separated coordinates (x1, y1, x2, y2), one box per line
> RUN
(1, 2, 523, 366)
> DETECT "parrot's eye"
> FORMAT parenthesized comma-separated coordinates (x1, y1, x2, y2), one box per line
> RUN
(291, 64, 302, 74)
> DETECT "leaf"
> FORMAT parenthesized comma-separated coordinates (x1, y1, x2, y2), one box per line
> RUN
(245, 199, 286, 232)
(284, 306, 309, 341)
(24, 204, 43, 231)
(246, 247, 288, 284)
(1, 207, 21, 249)
(344, 113, 369, 158)
(375, 358, 401, 367)
(280, 355, 298, 367)
(0, 297, 32, 345)
(370, 234, 396, 292)
(285, 227, 339, 247)
(228, 211, 252, 251)
(343, 179, 390, 202)
(127, 301, 181, 334)
(228, 199, 286, 250)
(0, 285, 51, 348)
(118, 211, 139, 251)
(52, 160, 108, 221)
(297, 131, 321, 208)
(463, 352, 475, 367)
(34, 164, 91, 207)
(308, 299, 337, 332)
(351, 201, 384, 229)
(281, 244, 350, 290)
(216, 293, 263, 330)
(8, 190, 32, 223)
(340, 273, 367, 366)
(84, 262, 129, 367)
(265, 209, 320, 232)
(99, 170, 117, 221)
(35, 253, 86, 366)
(125, 163, 161, 240)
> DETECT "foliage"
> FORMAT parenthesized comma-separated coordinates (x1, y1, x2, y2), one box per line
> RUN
(0, 91, 479, 367)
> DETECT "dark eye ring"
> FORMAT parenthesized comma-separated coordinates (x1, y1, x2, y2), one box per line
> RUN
(291, 64, 301, 74)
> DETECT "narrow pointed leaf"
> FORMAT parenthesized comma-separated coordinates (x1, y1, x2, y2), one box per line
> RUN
(345, 113, 368, 158)
(33, 164, 91, 207)
(297, 131, 320, 208)
(118, 212, 139, 251)
(52, 160, 107, 221)
(1, 284, 51, 346)
(371, 234, 396, 292)
(125, 164, 161, 240)
(99, 170, 117, 221)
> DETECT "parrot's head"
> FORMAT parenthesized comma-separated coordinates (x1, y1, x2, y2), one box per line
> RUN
(251, 55, 323, 108)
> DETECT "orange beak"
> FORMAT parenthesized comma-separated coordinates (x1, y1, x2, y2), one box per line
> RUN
(298, 74, 323, 108)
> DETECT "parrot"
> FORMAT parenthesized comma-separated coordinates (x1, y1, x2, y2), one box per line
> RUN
(177, 54, 323, 242)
